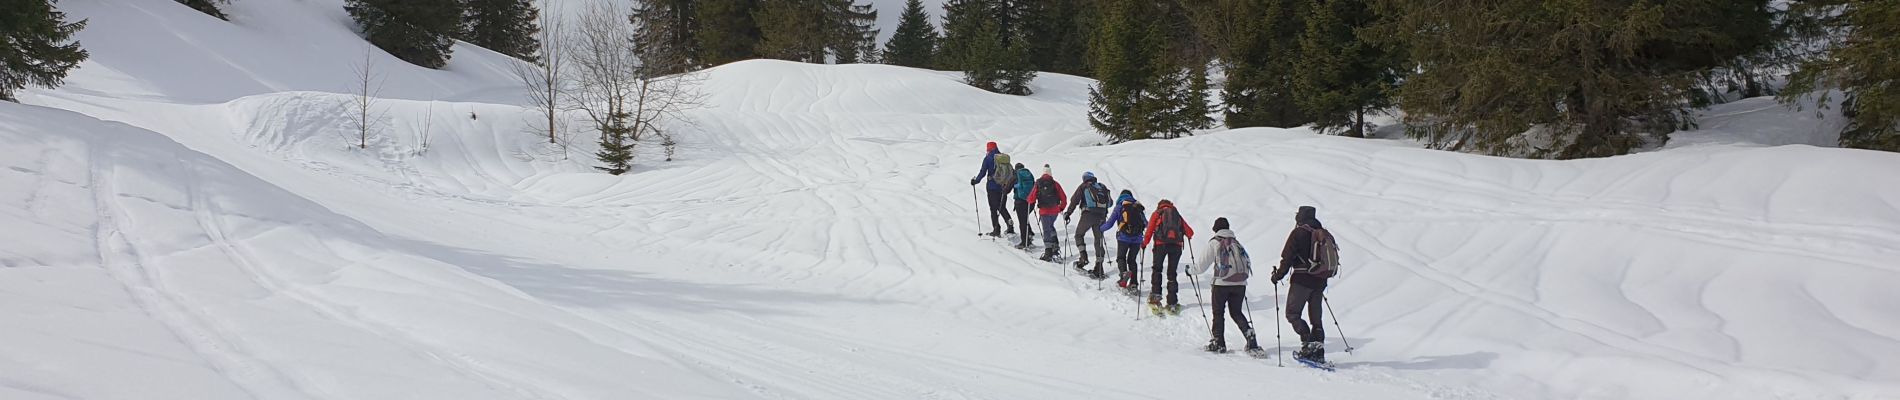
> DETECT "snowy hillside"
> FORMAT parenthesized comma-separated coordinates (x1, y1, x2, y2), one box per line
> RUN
(6, 0, 1900, 399)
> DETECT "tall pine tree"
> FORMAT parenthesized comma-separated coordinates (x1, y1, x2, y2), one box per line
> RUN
(1189, 0, 1309, 129)
(1019, 0, 1090, 76)
(753, 0, 877, 63)
(1089, 0, 1195, 141)
(1784, 0, 1900, 152)
(462, 0, 541, 62)
(941, 0, 1036, 94)
(1, 0, 88, 102)
(695, 0, 763, 67)
(346, 0, 464, 69)
(754, 0, 828, 61)
(1293, 0, 1398, 138)
(1373, 0, 1774, 158)
(177, 0, 229, 20)
(882, 0, 939, 68)
(631, 0, 700, 75)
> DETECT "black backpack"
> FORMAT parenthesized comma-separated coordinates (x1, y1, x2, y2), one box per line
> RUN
(1153, 206, 1185, 244)
(1035, 178, 1062, 207)
(1119, 203, 1147, 235)
(1084, 183, 1111, 211)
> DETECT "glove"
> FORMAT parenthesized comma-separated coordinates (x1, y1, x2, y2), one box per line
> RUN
(1063, 213, 1071, 223)
(1270, 267, 1287, 284)
(970, 178, 980, 185)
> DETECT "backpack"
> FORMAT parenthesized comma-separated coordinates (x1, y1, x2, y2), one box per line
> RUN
(1013, 169, 1035, 196)
(1300, 226, 1341, 278)
(1213, 237, 1252, 284)
(1035, 177, 1062, 207)
(1119, 203, 1147, 235)
(1083, 183, 1111, 211)
(992, 153, 1014, 187)
(1153, 207, 1185, 244)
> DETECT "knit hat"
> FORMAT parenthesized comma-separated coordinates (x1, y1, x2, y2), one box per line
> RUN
(1043, 164, 1053, 176)
(1296, 206, 1322, 228)
(986, 142, 998, 152)
(1083, 171, 1096, 182)
(1015, 162, 1025, 169)
(1213, 217, 1230, 232)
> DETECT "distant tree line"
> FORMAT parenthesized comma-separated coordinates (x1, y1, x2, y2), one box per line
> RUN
(5, 0, 1900, 155)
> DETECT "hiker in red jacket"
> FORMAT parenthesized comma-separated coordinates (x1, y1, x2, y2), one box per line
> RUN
(1141, 199, 1195, 311)
(1023, 165, 1068, 262)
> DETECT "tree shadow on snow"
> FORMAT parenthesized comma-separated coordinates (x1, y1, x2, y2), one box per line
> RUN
(393, 238, 871, 316)
(1339, 351, 1499, 371)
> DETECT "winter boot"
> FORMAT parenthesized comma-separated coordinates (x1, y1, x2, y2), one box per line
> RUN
(1242, 329, 1265, 357)
(1041, 246, 1058, 262)
(1090, 265, 1106, 280)
(988, 226, 1000, 237)
(1204, 334, 1227, 353)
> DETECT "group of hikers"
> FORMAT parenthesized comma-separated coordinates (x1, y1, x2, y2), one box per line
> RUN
(968, 142, 1344, 364)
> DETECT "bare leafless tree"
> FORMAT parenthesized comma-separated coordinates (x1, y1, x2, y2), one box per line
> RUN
(566, 1, 705, 173)
(348, 48, 387, 150)
(512, 0, 568, 148)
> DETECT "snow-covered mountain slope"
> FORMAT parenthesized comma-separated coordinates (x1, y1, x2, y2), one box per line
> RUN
(7, 0, 1900, 399)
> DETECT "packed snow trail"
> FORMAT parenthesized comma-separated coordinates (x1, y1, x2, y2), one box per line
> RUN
(6, 0, 1900, 399)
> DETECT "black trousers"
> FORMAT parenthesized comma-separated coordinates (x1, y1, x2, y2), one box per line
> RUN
(986, 187, 1012, 231)
(1150, 244, 1182, 304)
(1012, 198, 1033, 245)
(1211, 285, 1252, 341)
(1285, 282, 1326, 343)
(1116, 241, 1143, 285)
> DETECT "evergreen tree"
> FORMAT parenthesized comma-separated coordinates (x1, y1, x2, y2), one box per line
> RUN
(754, 0, 827, 61)
(1372, 0, 1775, 158)
(177, 0, 229, 20)
(941, 0, 1036, 94)
(462, 0, 541, 62)
(882, 0, 939, 68)
(824, 0, 879, 63)
(696, 0, 763, 67)
(1019, 0, 1090, 76)
(754, 0, 877, 63)
(1293, 0, 1398, 137)
(594, 113, 635, 175)
(345, 0, 464, 69)
(1181, 61, 1216, 130)
(1189, 0, 1309, 129)
(631, 0, 700, 75)
(1088, 0, 1194, 141)
(1, 0, 89, 102)
(1784, 0, 1900, 152)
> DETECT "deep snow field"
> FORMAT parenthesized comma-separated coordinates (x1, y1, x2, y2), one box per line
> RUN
(4, 0, 1899, 399)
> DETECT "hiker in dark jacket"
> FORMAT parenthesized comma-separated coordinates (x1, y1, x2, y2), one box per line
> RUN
(1188, 217, 1263, 355)
(1010, 163, 1037, 249)
(1272, 206, 1332, 363)
(968, 142, 1014, 237)
(1063, 172, 1112, 279)
(1140, 199, 1194, 310)
(1099, 190, 1146, 290)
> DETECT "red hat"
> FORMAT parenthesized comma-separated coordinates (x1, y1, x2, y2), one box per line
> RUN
(986, 142, 998, 152)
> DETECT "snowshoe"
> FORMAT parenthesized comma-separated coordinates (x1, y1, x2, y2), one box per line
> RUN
(1166, 304, 1184, 316)
(1244, 347, 1269, 359)
(1203, 340, 1228, 354)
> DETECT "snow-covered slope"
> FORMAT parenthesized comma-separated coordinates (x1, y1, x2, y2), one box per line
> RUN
(7, 0, 1900, 399)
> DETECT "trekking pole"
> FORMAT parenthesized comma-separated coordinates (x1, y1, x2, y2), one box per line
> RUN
(1323, 294, 1355, 354)
(1270, 282, 1283, 366)
(970, 185, 984, 237)
(1187, 241, 1211, 336)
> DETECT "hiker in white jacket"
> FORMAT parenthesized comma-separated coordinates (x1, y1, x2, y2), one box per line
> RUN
(1187, 217, 1263, 355)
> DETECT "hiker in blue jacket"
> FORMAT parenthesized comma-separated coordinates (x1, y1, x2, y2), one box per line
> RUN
(1100, 190, 1147, 290)
(1010, 163, 1037, 249)
(968, 142, 1015, 237)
